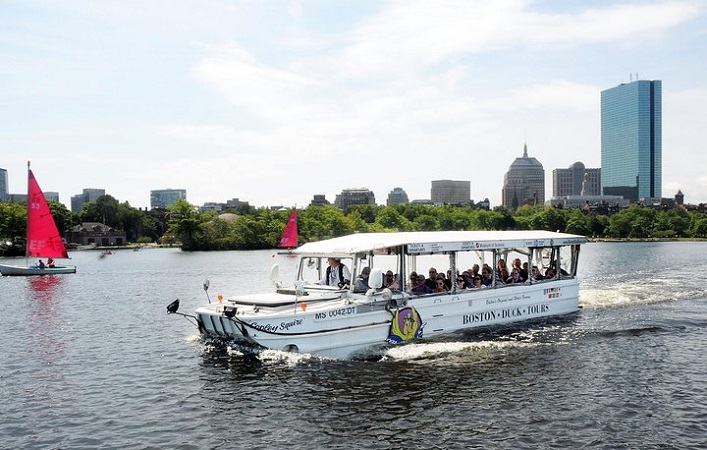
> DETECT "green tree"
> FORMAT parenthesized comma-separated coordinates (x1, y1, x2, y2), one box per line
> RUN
(691, 216, 707, 238)
(348, 204, 378, 223)
(80, 195, 120, 227)
(117, 202, 145, 241)
(586, 213, 608, 237)
(489, 207, 516, 230)
(413, 214, 438, 231)
(166, 199, 206, 250)
(138, 214, 162, 243)
(565, 210, 591, 236)
(607, 205, 656, 238)
(0, 201, 27, 255)
(345, 210, 372, 233)
(663, 209, 691, 237)
(47, 201, 78, 235)
(375, 206, 412, 231)
(471, 209, 502, 230)
(607, 213, 632, 238)
(299, 205, 353, 241)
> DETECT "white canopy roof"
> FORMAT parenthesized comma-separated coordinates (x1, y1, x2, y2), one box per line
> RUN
(294, 230, 586, 257)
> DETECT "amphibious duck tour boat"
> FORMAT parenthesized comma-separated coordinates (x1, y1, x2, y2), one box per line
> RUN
(168, 230, 586, 359)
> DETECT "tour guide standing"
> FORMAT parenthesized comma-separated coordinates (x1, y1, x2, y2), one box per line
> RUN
(320, 258, 351, 288)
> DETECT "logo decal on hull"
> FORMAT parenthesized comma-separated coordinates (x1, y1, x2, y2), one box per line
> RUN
(387, 307, 424, 344)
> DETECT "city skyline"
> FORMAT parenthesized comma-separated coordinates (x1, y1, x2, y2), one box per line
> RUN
(2, 2, 707, 209)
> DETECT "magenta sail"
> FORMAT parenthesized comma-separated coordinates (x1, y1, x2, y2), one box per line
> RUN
(279, 209, 298, 248)
(26, 169, 69, 258)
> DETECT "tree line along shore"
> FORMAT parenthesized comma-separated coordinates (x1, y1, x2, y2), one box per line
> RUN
(1, 196, 706, 254)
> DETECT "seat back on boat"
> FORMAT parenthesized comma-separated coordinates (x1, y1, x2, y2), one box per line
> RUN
(368, 269, 384, 289)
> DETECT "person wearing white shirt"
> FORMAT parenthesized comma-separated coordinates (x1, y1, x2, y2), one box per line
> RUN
(320, 258, 351, 288)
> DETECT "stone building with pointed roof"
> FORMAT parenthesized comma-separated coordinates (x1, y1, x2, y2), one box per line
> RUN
(502, 144, 545, 209)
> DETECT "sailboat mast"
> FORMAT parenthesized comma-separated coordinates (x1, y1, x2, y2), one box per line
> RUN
(25, 161, 31, 264)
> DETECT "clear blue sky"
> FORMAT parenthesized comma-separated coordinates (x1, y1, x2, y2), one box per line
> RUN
(2, 0, 706, 209)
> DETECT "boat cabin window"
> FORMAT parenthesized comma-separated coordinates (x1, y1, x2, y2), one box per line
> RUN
(398, 243, 580, 295)
(295, 241, 580, 295)
(298, 257, 356, 286)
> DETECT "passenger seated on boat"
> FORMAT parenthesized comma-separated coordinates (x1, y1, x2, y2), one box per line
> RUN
(425, 267, 438, 290)
(544, 268, 556, 280)
(471, 264, 480, 278)
(460, 271, 473, 288)
(47, 257, 55, 268)
(385, 270, 400, 290)
(353, 267, 371, 292)
(406, 271, 417, 292)
(530, 266, 543, 281)
(408, 271, 417, 284)
(411, 274, 432, 295)
(433, 277, 448, 293)
(437, 269, 452, 290)
(444, 270, 453, 289)
(506, 269, 524, 284)
(320, 258, 351, 288)
(512, 258, 522, 275)
(37, 260, 45, 269)
(472, 275, 486, 289)
(497, 267, 509, 284)
(455, 276, 467, 291)
(481, 266, 493, 286)
(520, 262, 529, 281)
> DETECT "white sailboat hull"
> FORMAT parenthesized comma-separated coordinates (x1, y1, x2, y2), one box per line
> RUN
(0, 264, 77, 276)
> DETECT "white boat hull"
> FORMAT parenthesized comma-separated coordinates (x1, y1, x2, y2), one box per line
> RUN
(178, 230, 587, 359)
(196, 278, 579, 359)
(0, 264, 77, 276)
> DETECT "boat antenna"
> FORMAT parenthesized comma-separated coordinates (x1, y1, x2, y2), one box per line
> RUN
(203, 279, 212, 304)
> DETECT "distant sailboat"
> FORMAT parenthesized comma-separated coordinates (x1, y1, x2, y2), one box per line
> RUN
(277, 209, 298, 254)
(0, 162, 77, 276)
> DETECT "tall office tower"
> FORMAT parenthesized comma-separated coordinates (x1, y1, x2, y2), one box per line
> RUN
(150, 189, 187, 209)
(552, 162, 601, 197)
(0, 168, 8, 202)
(71, 188, 106, 213)
(502, 144, 545, 209)
(431, 180, 470, 205)
(601, 79, 662, 202)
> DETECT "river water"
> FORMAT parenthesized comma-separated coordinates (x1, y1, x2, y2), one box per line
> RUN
(1, 242, 706, 449)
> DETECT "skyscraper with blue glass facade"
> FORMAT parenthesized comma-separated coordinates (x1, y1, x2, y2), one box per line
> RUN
(601, 79, 662, 202)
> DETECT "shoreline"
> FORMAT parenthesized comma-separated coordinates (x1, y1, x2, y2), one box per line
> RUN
(587, 237, 707, 243)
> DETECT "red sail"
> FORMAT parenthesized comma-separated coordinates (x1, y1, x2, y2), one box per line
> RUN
(279, 209, 298, 248)
(26, 169, 69, 258)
